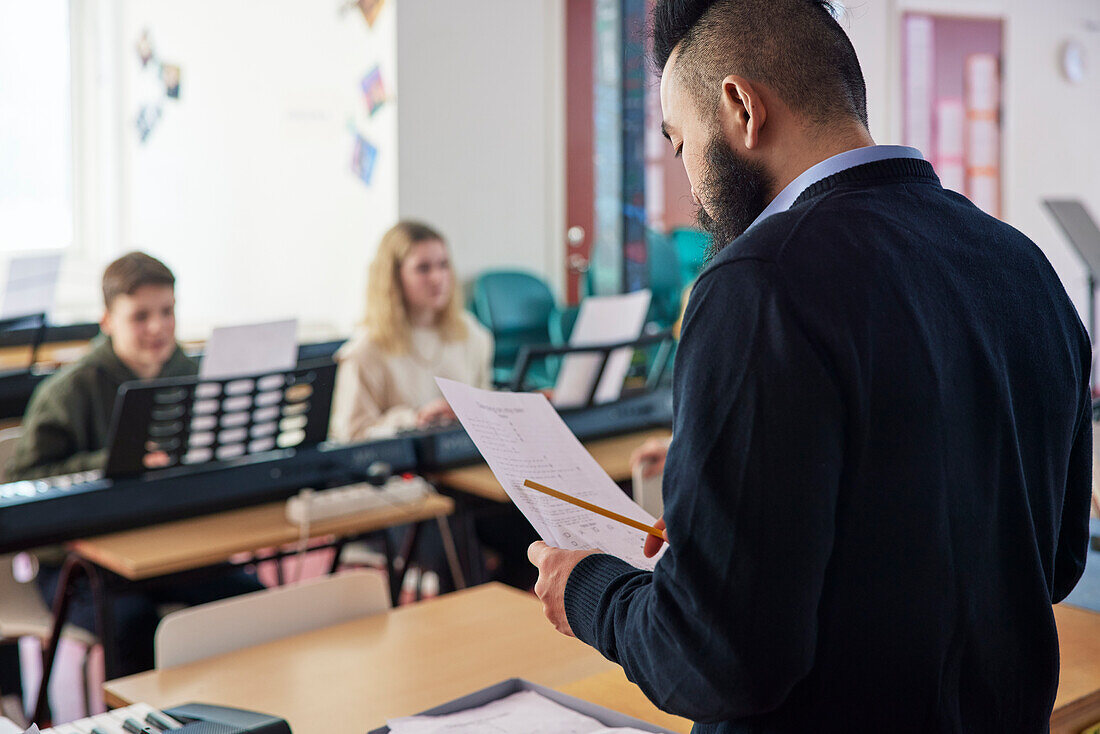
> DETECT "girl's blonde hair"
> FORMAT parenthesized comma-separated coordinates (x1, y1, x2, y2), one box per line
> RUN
(364, 220, 468, 354)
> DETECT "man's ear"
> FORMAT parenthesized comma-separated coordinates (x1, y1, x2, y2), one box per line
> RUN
(99, 308, 112, 336)
(718, 74, 767, 150)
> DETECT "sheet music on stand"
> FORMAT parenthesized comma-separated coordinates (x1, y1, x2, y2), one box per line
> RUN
(200, 319, 298, 379)
(0, 252, 63, 319)
(103, 360, 336, 477)
(437, 378, 664, 570)
(553, 290, 651, 409)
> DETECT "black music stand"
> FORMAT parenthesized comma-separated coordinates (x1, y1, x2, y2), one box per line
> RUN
(103, 360, 336, 477)
(508, 329, 676, 404)
(0, 312, 47, 374)
(1044, 199, 1100, 340)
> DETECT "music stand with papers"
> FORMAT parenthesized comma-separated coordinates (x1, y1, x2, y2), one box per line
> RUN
(508, 330, 676, 405)
(102, 360, 336, 477)
(0, 312, 47, 373)
(1044, 199, 1100, 340)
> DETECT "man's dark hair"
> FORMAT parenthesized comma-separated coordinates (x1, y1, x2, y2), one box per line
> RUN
(652, 0, 868, 128)
(102, 251, 175, 308)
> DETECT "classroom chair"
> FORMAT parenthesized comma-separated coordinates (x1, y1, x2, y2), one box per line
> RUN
(153, 569, 390, 669)
(646, 231, 685, 330)
(469, 270, 556, 387)
(548, 305, 580, 346)
(671, 227, 710, 286)
(0, 428, 99, 719)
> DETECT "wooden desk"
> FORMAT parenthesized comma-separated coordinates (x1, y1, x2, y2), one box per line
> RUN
(102, 586, 1100, 733)
(0, 340, 90, 370)
(431, 428, 672, 503)
(1053, 603, 1100, 733)
(69, 493, 454, 581)
(103, 583, 688, 733)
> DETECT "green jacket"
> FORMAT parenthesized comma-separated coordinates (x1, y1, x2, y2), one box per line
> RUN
(6, 336, 197, 481)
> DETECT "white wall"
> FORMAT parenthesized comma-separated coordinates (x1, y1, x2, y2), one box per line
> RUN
(50, 0, 568, 335)
(59, 0, 399, 339)
(395, 0, 566, 300)
(843, 0, 1100, 323)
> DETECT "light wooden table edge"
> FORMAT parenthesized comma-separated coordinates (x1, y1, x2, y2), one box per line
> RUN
(70, 493, 454, 580)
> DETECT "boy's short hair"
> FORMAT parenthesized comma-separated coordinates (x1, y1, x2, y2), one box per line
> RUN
(102, 251, 175, 308)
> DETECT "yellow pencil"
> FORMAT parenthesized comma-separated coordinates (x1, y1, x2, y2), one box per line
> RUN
(522, 479, 665, 541)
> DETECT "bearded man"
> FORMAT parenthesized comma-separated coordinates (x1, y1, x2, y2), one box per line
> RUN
(528, 1, 1093, 731)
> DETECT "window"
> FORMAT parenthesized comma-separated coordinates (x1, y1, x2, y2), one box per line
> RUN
(0, 0, 73, 254)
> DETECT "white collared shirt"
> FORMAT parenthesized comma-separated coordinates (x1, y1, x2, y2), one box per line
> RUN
(746, 145, 925, 232)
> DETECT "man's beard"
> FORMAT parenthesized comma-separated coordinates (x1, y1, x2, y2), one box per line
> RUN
(694, 135, 775, 260)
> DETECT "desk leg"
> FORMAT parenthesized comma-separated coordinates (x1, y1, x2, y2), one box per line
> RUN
(33, 555, 107, 726)
(384, 523, 422, 605)
(454, 500, 487, 586)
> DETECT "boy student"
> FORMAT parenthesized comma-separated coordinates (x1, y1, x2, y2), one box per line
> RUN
(8, 252, 193, 479)
(6, 252, 262, 676)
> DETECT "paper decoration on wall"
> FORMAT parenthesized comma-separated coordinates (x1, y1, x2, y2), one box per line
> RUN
(340, 0, 385, 28)
(162, 64, 181, 99)
(136, 104, 163, 143)
(357, 0, 386, 27)
(350, 133, 379, 186)
(360, 66, 388, 116)
(136, 29, 154, 67)
(132, 28, 183, 144)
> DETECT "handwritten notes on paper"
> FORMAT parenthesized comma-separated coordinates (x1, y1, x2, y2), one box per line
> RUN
(436, 379, 664, 570)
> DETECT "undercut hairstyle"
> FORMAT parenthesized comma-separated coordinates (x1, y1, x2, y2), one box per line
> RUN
(652, 0, 868, 128)
(102, 251, 175, 308)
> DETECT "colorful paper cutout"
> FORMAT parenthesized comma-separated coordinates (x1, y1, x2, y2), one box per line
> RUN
(350, 133, 379, 186)
(136, 105, 163, 143)
(360, 66, 387, 116)
(357, 0, 386, 28)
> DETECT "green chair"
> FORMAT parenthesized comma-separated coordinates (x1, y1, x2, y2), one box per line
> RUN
(469, 270, 556, 387)
(671, 227, 710, 285)
(549, 305, 580, 346)
(646, 230, 684, 330)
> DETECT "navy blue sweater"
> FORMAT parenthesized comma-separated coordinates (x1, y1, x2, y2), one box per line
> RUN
(564, 158, 1093, 732)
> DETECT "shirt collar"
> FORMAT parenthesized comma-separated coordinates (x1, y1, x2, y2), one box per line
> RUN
(746, 145, 925, 232)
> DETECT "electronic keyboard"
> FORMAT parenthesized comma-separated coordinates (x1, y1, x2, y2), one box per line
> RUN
(0, 388, 672, 554)
(39, 702, 289, 734)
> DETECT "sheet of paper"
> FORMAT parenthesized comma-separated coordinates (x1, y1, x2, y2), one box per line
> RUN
(200, 319, 298, 379)
(387, 690, 647, 734)
(437, 378, 664, 570)
(1, 252, 63, 318)
(553, 290, 651, 409)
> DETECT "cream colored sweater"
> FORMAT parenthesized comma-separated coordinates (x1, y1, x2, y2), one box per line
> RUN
(330, 312, 494, 441)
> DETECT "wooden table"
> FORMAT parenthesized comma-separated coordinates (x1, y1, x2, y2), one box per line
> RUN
(0, 340, 90, 371)
(101, 586, 1100, 733)
(1052, 603, 1100, 733)
(103, 583, 690, 734)
(69, 493, 454, 580)
(431, 428, 672, 502)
